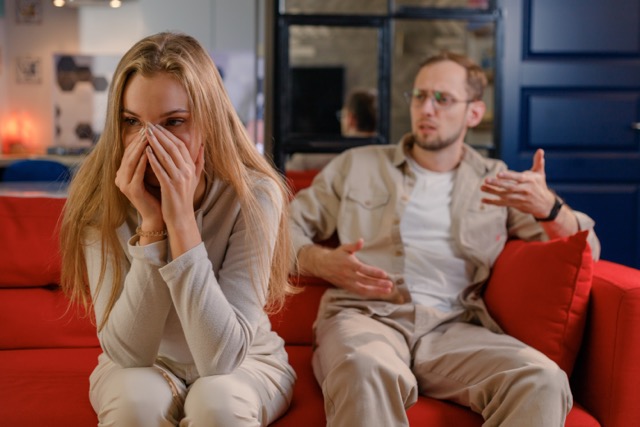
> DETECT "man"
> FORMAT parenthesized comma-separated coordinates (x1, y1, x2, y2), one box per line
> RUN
(286, 88, 377, 171)
(288, 52, 600, 427)
(338, 88, 378, 138)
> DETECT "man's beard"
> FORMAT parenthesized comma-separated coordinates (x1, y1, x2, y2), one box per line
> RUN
(413, 120, 466, 152)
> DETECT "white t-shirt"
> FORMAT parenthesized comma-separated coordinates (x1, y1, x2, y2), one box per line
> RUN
(400, 157, 474, 311)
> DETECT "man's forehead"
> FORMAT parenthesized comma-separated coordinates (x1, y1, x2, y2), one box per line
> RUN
(414, 61, 467, 91)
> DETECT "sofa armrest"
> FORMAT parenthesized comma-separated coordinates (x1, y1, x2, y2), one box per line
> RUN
(572, 260, 640, 427)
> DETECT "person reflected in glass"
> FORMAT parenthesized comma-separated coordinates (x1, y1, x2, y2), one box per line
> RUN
(286, 88, 378, 171)
(60, 32, 296, 426)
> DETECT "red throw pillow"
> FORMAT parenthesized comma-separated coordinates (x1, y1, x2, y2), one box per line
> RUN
(484, 230, 593, 375)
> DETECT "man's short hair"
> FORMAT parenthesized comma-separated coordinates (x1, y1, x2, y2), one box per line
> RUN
(344, 88, 378, 133)
(419, 51, 488, 101)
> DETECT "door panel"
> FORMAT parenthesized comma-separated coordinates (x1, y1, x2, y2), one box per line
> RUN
(529, 0, 640, 55)
(501, 0, 640, 267)
(526, 91, 640, 150)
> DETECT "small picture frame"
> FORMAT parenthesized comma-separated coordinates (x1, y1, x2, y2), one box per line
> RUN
(16, 0, 42, 25)
(16, 56, 42, 84)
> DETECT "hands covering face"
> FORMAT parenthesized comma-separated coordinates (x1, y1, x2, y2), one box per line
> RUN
(115, 123, 204, 234)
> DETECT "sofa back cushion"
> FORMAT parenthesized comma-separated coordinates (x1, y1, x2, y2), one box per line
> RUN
(0, 196, 65, 287)
(484, 230, 593, 375)
(0, 287, 99, 349)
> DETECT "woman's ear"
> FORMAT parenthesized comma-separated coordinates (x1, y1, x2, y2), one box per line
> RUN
(466, 100, 487, 128)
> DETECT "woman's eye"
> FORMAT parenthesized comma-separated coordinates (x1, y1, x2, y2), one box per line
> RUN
(122, 117, 140, 126)
(165, 118, 185, 127)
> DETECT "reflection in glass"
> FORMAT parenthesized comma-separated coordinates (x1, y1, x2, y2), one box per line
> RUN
(391, 19, 495, 152)
(283, 0, 387, 15)
(395, 0, 489, 10)
(288, 25, 379, 136)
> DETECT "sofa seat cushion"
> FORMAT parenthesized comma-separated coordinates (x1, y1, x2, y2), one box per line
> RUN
(0, 347, 100, 427)
(0, 287, 98, 349)
(484, 230, 593, 375)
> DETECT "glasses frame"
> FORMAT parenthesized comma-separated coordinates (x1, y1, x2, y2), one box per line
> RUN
(403, 88, 475, 111)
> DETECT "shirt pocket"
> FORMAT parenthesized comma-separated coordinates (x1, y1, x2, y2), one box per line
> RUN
(342, 189, 392, 242)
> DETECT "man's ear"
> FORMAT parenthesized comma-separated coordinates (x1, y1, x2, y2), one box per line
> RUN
(466, 100, 486, 128)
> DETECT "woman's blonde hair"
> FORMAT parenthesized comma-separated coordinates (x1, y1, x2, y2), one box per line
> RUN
(60, 32, 294, 330)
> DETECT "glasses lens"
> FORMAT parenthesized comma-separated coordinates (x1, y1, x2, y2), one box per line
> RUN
(433, 91, 454, 108)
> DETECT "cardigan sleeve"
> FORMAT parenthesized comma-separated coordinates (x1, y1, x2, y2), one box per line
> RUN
(84, 227, 173, 367)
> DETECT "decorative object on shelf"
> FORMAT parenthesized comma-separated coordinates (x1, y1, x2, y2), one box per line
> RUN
(16, 0, 42, 24)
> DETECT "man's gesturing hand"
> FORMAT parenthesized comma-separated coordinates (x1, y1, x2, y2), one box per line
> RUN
(299, 238, 394, 298)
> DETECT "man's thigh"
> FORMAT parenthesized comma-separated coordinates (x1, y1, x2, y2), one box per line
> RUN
(312, 308, 413, 385)
(413, 321, 560, 403)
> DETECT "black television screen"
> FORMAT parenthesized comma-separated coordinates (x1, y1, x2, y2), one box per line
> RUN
(290, 66, 345, 135)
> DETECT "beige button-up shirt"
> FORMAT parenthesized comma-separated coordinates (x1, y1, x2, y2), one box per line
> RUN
(289, 136, 600, 324)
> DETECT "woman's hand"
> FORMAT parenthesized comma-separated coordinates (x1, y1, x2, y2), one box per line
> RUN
(115, 129, 164, 230)
(146, 124, 205, 255)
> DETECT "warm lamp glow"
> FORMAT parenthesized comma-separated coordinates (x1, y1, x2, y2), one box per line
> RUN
(52, 0, 65, 7)
(1, 114, 40, 155)
(109, 0, 122, 7)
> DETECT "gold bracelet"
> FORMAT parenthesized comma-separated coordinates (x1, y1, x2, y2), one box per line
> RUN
(136, 226, 167, 238)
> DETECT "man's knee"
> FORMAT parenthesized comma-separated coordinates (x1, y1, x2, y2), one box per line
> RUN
(324, 348, 417, 404)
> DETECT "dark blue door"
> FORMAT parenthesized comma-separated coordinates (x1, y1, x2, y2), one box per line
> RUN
(500, 0, 640, 267)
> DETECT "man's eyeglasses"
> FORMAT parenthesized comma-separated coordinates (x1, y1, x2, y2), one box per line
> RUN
(403, 89, 474, 110)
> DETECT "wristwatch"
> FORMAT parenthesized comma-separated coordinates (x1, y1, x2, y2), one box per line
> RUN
(535, 196, 564, 222)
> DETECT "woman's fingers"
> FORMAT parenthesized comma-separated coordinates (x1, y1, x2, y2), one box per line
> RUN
(115, 131, 147, 188)
(146, 125, 193, 175)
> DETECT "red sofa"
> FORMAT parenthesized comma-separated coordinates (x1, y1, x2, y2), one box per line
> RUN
(1, 178, 640, 426)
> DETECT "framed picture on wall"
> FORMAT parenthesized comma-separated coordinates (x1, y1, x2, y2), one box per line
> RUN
(16, 56, 41, 84)
(16, 0, 42, 24)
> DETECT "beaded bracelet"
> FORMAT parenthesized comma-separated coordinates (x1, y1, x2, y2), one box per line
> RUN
(136, 226, 167, 238)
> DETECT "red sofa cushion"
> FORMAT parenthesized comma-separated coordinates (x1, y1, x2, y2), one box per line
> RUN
(484, 230, 593, 375)
(0, 196, 65, 287)
(0, 287, 98, 349)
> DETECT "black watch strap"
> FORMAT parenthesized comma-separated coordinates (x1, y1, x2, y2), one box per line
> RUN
(535, 197, 564, 222)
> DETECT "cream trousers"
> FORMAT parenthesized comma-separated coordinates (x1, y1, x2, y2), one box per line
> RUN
(89, 353, 294, 427)
(312, 302, 572, 427)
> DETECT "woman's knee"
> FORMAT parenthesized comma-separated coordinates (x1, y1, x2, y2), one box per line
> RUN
(93, 367, 180, 426)
(183, 376, 263, 427)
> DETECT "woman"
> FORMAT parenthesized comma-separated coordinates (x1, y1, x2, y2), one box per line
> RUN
(60, 32, 296, 426)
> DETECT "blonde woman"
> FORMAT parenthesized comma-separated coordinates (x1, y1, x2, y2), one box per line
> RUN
(60, 32, 296, 426)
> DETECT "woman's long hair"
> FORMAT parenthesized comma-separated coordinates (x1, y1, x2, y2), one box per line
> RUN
(60, 32, 294, 331)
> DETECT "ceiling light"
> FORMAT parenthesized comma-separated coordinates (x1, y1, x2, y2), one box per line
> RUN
(51, 0, 134, 7)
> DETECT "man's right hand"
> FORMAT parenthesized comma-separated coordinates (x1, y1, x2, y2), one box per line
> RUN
(297, 239, 394, 298)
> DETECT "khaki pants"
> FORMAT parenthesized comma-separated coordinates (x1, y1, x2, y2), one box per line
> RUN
(312, 300, 572, 427)
(89, 353, 294, 427)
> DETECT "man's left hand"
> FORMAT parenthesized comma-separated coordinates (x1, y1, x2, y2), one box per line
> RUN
(480, 148, 555, 218)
